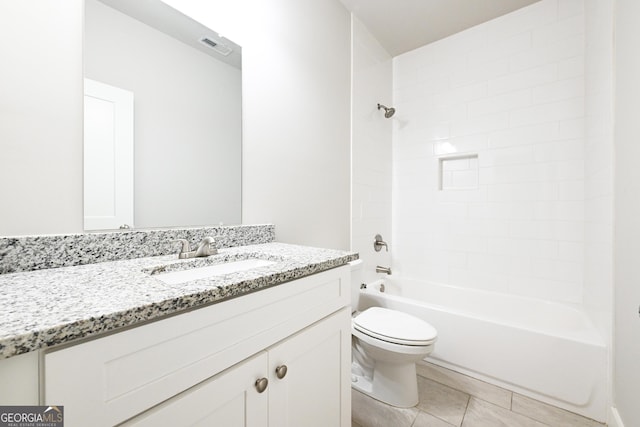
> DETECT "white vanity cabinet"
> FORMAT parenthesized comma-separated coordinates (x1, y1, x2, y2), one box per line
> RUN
(43, 265, 351, 427)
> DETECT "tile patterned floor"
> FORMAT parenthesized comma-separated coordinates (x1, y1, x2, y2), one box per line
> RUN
(352, 361, 606, 427)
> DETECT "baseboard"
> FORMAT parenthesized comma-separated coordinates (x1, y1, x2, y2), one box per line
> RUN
(609, 407, 625, 427)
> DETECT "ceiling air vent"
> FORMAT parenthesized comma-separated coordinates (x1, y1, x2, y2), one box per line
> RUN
(199, 37, 233, 56)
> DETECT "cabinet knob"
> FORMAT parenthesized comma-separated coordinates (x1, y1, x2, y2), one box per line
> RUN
(255, 377, 268, 393)
(275, 365, 288, 379)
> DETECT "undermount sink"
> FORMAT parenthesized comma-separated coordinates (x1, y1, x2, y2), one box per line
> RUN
(153, 259, 276, 285)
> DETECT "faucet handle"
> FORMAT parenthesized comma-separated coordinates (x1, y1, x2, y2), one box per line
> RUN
(174, 239, 191, 259)
(174, 239, 190, 252)
(373, 234, 388, 252)
(196, 236, 218, 257)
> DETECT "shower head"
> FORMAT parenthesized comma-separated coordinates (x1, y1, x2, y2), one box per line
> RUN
(377, 103, 395, 118)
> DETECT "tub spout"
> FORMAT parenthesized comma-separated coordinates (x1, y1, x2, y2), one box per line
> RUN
(376, 265, 392, 275)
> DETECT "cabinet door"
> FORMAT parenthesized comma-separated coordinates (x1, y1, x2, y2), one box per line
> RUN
(121, 353, 268, 427)
(268, 308, 351, 427)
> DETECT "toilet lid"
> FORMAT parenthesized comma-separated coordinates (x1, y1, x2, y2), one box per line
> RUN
(353, 307, 437, 346)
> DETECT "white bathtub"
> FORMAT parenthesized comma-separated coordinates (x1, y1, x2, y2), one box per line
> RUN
(358, 277, 607, 421)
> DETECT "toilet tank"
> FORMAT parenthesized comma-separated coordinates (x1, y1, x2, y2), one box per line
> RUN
(349, 259, 364, 313)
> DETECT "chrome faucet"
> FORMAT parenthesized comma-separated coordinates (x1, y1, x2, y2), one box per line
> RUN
(175, 237, 218, 259)
(376, 265, 392, 275)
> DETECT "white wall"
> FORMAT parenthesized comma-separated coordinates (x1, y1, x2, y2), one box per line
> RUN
(0, 0, 351, 249)
(85, 0, 242, 228)
(614, 0, 640, 424)
(0, 0, 84, 236)
(163, 0, 352, 250)
(240, 0, 351, 250)
(351, 16, 393, 280)
(392, 0, 588, 304)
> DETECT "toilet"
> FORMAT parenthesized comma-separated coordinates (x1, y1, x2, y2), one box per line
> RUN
(349, 260, 437, 408)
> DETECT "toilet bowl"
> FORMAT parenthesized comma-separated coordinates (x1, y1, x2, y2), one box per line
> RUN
(349, 260, 437, 407)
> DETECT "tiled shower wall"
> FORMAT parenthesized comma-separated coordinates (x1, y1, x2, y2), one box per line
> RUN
(392, 0, 588, 304)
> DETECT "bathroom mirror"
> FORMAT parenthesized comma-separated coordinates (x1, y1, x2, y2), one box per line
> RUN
(83, 0, 242, 230)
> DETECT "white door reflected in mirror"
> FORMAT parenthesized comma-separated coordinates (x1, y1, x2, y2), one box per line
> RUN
(83, 78, 134, 231)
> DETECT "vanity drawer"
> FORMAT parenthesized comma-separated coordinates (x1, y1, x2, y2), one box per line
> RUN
(43, 265, 349, 427)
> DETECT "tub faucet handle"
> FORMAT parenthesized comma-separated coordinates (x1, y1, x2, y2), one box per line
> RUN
(374, 234, 388, 252)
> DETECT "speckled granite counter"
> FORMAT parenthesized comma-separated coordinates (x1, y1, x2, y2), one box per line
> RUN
(0, 243, 357, 359)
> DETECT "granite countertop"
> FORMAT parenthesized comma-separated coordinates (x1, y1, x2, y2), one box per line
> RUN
(0, 242, 357, 360)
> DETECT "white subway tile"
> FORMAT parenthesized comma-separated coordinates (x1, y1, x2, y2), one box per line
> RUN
(509, 220, 584, 241)
(468, 252, 531, 276)
(585, 138, 613, 172)
(509, 35, 585, 73)
(488, 182, 558, 201)
(533, 138, 584, 162)
(534, 200, 585, 221)
(449, 219, 510, 237)
(558, 180, 585, 200)
(479, 165, 518, 184)
(584, 195, 613, 223)
(488, 63, 557, 96)
(394, 140, 434, 161)
(558, 241, 584, 261)
(509, 97, 584, 128)
(584, 220, 612, 244)
(558, 55, 585, 79)
(558, 117, 585, 139)
(437, 186, 487, 203)
(395, 125, 448, 148)
(532, 76, 584, 104)
(479, 145, 535, 167)
(452, 169, 479, 188)
(468, 32, 531, 65)
(468, 89, 531, 118)
(434, 135, 488, 155)
(584, 169, 613, 199)
(487, 237, 559, 258)
(558, 0, 585, 19)
(432, 82, 487, 107)
(451, 112, 509, 137)
(468, 201, 536, 220)
(450, 58, 509, 88)
(553, 159, 585, 180)
(432, 202, 469, 219)
(488, 122, 559, 148)
(532, 15, 585, 48)
(448, 235, 488, 253)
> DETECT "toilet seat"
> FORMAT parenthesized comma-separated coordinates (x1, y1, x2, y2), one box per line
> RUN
(353, 307, 437, 346)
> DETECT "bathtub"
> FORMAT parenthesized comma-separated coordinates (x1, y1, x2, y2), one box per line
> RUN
(358, 277, 607, 421)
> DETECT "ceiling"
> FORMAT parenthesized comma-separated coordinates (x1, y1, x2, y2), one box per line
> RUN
(339, 0, 543, 56)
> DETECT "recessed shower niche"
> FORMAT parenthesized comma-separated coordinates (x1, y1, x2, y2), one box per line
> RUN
(438, 154, 479, 191)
